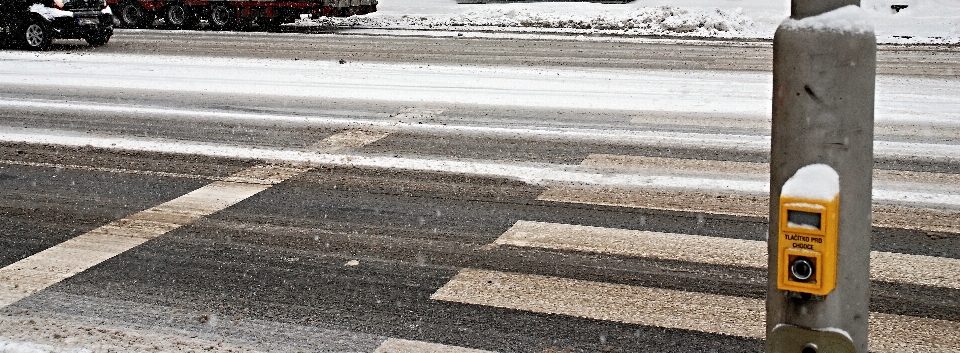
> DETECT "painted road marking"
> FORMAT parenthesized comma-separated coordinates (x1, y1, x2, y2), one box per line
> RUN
(494, 221, 960, 290)
(497, 220, 766, 268)
(539, 186, 767, 217)
(374, 338, 495, 353)
(538, 186, 960, 234)
(581, 154, 767, 176)
(431, 269, 960, 352)
(629, 112, 959, 142)
(0, 165, 307, 309)
(581, 154, 960, 189)
(631, 111, 769, 130)
(392, 108, 445, 123)
(432, 268, 767, 338)
(4, 128, 958, 210)
(0, 159, 220, 181)
(315, 129, 391, 151)
(579, 154, 960, 208)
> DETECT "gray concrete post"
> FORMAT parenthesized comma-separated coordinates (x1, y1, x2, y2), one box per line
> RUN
(792, 0, 860, 19)
(768, 2, 876, 353)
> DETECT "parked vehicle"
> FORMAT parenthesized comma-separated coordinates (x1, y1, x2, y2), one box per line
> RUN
(1, 0, 114, 50)
(107, 0, 378, 30)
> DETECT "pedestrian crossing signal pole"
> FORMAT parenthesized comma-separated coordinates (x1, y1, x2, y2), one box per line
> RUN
(768, 0, 876, 352)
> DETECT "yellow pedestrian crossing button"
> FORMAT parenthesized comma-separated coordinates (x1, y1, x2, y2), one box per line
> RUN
(777, 164, 840, 296)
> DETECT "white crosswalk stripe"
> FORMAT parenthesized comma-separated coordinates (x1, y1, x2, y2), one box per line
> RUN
(432, 268, 767, 338)
(432, 213, 960, 352)
(494, 221, 960, 290)
(0, 165, 308, 309)
(480, 153, 960, 350)
(374, 338, 496, 353)
(0, 129, 394, 310)
(432, 268, 960, 353)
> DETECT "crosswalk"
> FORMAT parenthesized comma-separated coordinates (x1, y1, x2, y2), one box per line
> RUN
(3, 128, 959, 351)
(1, 130, 500, 353)
(0, 164, 309, 308)
(431, 153, 960, 352)
(432, 220, 960, 352)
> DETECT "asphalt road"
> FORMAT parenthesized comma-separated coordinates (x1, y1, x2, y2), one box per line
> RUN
(1, 30, 959, 352)
(42, 29, 960, 75)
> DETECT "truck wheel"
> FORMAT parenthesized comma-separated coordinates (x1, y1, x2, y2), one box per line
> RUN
(20, 18, 52, 51)
(85, 30, 112, 47)
(119, 1, 155, 28)
(164, 4, 197, 29)
(208, 4, 236, 30)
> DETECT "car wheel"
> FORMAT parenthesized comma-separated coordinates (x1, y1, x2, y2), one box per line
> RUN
(208, 4, 235, 30)
(119, 1, 155, 28)
(21, 19, 51, 51)
(85, 30, 112, 47)
(165, 3, 197, 29)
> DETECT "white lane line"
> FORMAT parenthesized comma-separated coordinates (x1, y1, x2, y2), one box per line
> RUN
(581, 154, 768, 176)
(0, 127, 761, 191)
(582, 154, 960, 193)
(494, 221, 960, 290)
(4, 128, 960, 212)
(0, 165, 308, 309)
(539, 186, 768, 217)
(374, 338, 496, 353)
(578, 153, 960, 208)
(431, 269, 960, 352)
(537, 187, 960, 234)
(0, 159, 220, 180)
(630, 111, 770, 130)
(0, 99, 767, 152)
(630, 112, 960, 141)
(2, 98, 959, 160)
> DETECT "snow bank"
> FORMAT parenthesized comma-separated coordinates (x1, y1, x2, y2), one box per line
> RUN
(862, 0, 960, 44)
(781, 164, 840, 201)
(295, 0, 960, 44)
(781, 5, 874, 34)
(305, 5, 755, 38)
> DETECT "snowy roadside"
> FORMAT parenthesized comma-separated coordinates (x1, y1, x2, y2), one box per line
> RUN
(293, 0, 960, 45)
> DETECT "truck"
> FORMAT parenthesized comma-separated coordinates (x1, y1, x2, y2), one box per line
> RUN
(1, 0, 114, 50)
(107, 0, 377, 30)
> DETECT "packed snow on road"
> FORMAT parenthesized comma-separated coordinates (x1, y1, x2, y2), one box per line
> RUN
(298, 0, 960, 44)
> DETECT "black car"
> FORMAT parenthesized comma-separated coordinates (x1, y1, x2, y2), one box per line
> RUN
(0, 0, 113, 50)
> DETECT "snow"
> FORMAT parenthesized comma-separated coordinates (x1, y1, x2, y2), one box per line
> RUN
(299, 0, 960, 44)
(0, 338, 90, 353)
(821, 327, 855, 343)
(3, 50, 959, 130)
(781, 164, 840, 201)
(780, 5, 874, 34)
(29, 4, 73, 20)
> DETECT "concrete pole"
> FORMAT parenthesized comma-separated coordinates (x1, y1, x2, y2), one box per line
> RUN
(768, 0, 876, 352)
(792, 0, 860, 19)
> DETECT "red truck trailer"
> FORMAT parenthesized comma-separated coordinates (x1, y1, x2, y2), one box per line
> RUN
(107, 0, 377, 29)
